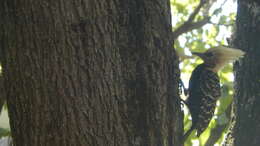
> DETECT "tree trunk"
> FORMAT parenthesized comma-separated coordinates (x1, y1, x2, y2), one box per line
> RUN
(0, 0, 183, 146)
(225, 0, 260, 145)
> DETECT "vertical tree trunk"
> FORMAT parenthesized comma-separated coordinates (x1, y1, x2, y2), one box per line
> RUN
(225, 0, 260, 145)
(0, 0, 183, 146)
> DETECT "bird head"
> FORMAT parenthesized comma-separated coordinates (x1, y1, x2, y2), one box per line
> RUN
(192, 46, 245, 72)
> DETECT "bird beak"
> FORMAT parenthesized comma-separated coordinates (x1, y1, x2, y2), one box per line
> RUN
(192, 52, 204, 58)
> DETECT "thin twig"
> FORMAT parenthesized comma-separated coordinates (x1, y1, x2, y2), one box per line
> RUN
(209, 21, 233, 27)
(173, 17, 211, 40)
(172, 0, 229, 40)
(186, 0, 206, 23)
(173, 0, 208, 39)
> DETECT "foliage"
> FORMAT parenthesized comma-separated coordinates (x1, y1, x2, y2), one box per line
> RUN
(0, 127, 10, 138)
(171, 0, 237, 145)
(0, 109, 11, 138)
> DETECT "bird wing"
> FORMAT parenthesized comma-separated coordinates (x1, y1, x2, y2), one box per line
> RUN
(200, 69, 221, 100)
(195, 69, 220, 136)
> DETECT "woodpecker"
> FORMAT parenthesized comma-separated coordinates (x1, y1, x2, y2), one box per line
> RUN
(183, 46, 245, 140)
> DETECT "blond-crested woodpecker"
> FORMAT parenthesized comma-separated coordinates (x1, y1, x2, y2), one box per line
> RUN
(183, 46, 245, 140)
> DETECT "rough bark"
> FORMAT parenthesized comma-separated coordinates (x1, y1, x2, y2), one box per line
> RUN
(0, 0, 182, 146)
(225, 0, 260, 145)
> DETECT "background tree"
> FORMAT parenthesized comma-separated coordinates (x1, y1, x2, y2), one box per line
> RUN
(0, 0, 183, 145)
(224, 0, 260, 145)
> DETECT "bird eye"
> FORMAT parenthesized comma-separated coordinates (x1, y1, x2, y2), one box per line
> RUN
(205, 52, 213, 57)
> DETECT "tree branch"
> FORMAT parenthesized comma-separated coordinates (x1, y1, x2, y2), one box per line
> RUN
(205, 124, 226, 146)
(173, 0, 208, 39)
(172, 0, 229, 40)
(173, 17, 210, 39)
(186, 0, 206, 24)
(204, 104, 232, 146)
